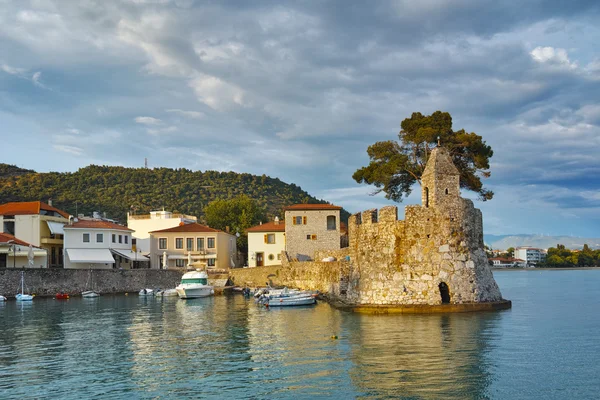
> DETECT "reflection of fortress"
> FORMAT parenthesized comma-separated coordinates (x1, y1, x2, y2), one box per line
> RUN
(344, 147, 504, 306)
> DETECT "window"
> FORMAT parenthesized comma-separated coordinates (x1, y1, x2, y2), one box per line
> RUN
(207, 258, 215, 267)
(175, 238, 183, 249)
(424, 187, 429, 208)
(327, 215, 336, 230)
(293, 216, 306, 225)
(277, 253, 281, 260)
(268, 254, 275, 261)
(306, 234, 311, 240)
(445, 188, 449, 195)
(125, 235, 128, 244)
(96, 233, 103, 243)
(175, 259, 185, 267)
(186, 238, 194, 251)
(207, 237, 215, 249)
(112, 234, 116, 243)
(264, 234, 276, 244)
(83, 233, 90, 243)
(158, 238, 167, 250)
(118, 235, 122, 244)
(197, 238, 204, 250)
(310, 234, 317, 240)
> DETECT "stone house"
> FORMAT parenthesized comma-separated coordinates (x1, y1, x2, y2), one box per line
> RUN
(284, 204, 341, 261)
(0, 201, 69, 268)
(149, 223, 237, 270)
(63, 220, 144, 269)
(246, 217, 286, 267)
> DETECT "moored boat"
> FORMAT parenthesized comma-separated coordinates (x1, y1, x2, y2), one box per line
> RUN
(82, 291, 99, 298)
(139, 288, 154, 296)
(56, 292, 69, 300)
(81, 269, 99, 298)
(258, 293, 317, 307)
(15, 271, 33, 302)
(176, 270, 214, 299)
(0, 295, 6, 301)
(156, 288, 178, 297)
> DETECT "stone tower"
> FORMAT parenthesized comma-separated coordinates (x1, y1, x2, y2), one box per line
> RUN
(421, 146, 460, 209)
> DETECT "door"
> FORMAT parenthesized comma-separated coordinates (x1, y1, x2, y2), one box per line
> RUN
(0, 253, 6, 268)
(256, 252, 264, 267)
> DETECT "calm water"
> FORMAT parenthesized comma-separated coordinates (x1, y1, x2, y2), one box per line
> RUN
(1, 270, 600, 399)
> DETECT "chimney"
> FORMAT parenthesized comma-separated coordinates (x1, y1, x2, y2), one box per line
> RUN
(48, 198, 53, 207)
(226, 226, 230, 233)
(274, 216, 279, 225)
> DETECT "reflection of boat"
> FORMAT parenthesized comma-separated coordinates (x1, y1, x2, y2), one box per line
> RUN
(16, 271, 34, 301)
(56, 292, 69, 300)
(139, 288, 154, 296)
(82, 269, 99, 298)
(156, 289, 178, 297)
(176, 270, 214, 299)
(258, 293, 317, 307)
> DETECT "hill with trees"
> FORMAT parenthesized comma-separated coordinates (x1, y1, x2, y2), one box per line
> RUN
(0, 163, 349, 223)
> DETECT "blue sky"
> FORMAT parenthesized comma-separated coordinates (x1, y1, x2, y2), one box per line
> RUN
(1, 0, 599, 237)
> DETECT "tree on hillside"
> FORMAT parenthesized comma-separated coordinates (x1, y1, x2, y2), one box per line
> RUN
(204, 195, 266, 259)
(352, 111, 494, 202)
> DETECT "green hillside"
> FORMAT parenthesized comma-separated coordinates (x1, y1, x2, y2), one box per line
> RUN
(0, 163, 349, 223)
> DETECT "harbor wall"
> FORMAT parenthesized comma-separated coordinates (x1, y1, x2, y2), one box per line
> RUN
(0, 268, 183, 297)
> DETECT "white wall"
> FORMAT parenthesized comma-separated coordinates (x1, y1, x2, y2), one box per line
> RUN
(247, 231, 285, 267)
(63, 228, 133, 269)
(128, 218, 189, 253)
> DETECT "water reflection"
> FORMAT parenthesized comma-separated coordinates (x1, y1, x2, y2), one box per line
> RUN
(345, 312, 503, 399)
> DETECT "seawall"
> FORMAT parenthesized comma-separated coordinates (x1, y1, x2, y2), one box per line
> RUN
(0, 268, 183, 297)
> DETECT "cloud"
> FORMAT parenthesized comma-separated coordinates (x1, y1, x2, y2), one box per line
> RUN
(165, 109, 204, 119)
(1, 63, 26, 75)
(134, 116, 162, 125)
(53, 144, 84, 156)
(530, 46, 577, 69)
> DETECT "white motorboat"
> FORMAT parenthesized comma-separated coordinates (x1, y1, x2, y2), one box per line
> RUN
(155, 289, 178, 297)
(0, 295, 6, 301)
(81, 269, 99, 298)
(176, 270, 214, 299)
(16, 271, 33, 302)
(139, 288, 154, 296)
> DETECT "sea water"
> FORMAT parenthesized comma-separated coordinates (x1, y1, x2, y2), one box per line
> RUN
(1, 270, 599, 399)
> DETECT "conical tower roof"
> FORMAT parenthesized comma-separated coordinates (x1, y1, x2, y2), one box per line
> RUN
(422, 146, 460, 178)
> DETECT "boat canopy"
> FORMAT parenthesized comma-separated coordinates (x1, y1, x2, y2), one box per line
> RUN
(66, 249, 115, 264)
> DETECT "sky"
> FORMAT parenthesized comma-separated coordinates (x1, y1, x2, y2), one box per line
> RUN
(0, 0, 599, 237)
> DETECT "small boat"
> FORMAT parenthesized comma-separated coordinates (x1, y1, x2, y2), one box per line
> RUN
(176, 270, 214, 299)
(16, 271, 33, 302)
(139, 288, 154, 296)
(253, 286, 302, 298)
(258, 293, 317, 307)
(0, 295, 7, 301)
(56, 292, 70, 300)
(155, 289, 178, 297)
(82, 269, 99, 298)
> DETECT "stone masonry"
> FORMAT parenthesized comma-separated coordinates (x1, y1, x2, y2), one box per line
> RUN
(284, 205, 341, 261)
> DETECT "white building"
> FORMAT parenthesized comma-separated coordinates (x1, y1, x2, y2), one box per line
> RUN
(0, 201, 69, 268)
(0, 232, 48, 268)
(246, 217, 286, 267)
(127, 210, 197, 253)
(63, 220, 148, 269)
(514, 247, 547, 266)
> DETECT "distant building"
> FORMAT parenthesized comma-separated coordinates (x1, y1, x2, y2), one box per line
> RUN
(489, 257, 526, 268)
(284, 204, 341, 261)
(0, 200, 69, 268)
(0, 232, 48, 268)
(63, 220, 146, 269)
(149, 223, 237, 270)
(514, 247, 546, 266)
(246, 217, 286, 267)
(127, 210, 197, 254)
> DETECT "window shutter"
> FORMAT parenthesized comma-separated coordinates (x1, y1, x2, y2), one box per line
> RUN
(303, 216, 307, 225)
(264, 234, 268, 243)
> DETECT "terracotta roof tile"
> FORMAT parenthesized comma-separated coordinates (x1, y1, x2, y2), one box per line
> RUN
(0, 201, 69, 219)
(0, 232, 38, 247)
(246, 220, 285, 233)
(283, 203, 341, 211)
(150, 223, 224, 234)
(64, 220, 134, 231)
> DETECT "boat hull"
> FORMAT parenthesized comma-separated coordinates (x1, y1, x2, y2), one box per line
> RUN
(176, 285, 214, 299)
(82, 291, 99, 298)
(264, 296, 316, 307)
(16, 294, 33, 302)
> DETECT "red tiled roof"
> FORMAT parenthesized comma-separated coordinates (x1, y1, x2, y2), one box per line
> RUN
(0, 232, 38, 247)
(64, 220, 134, 231)
(0, 201, 69, 219)
(246, 220, 285, 233)
(283, 203, 341, 211)
(150, 223, 224, 234)
(490, 257, 525, 262)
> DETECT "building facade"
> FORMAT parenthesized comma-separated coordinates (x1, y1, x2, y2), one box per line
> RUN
(514, 247, 546, 266)
(149, 223, 237, 270)
(63, 220, 143, 269)
(0, 201, 69, 268)
(0, 232, 48, 268)
(247, 218, 286, 267)
(284, 204, 341, 261)
(127, 210, 197, 253)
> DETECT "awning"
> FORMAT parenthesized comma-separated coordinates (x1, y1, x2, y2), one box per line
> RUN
(47, 221, 65, 235)
(168, 253, 217, 260)
(66, 249, 115, 264)
(111, 249, 149, 262)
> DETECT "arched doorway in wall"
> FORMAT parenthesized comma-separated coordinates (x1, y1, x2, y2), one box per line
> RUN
(439, 282, 450, 304)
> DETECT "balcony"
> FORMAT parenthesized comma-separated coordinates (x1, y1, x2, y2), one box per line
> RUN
(41, 237, 64, 245)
